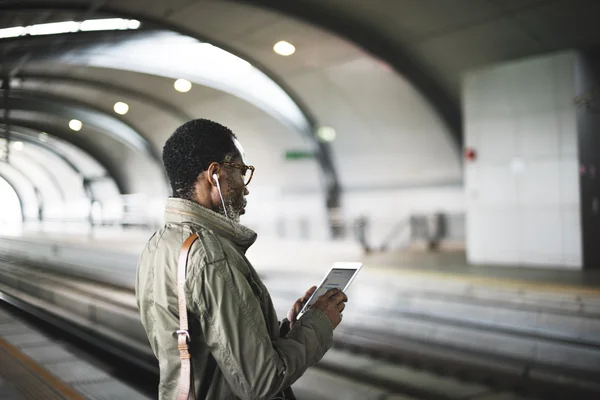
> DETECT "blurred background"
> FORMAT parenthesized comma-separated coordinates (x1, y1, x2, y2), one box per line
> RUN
(0, 1, 599, 399)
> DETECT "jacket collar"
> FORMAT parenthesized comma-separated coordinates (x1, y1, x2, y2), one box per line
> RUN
(164, 198, 257, 252)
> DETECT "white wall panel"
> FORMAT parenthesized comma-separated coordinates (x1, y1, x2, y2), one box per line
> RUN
(518, 111, 561, 158)
(558, 106, 579, 157)
(463, 50, 581, 268)
(479, 117, 518, 163)
(520, 208, 563, 264)
(519, 161, 561, 207)
(562, 207, 583, 267)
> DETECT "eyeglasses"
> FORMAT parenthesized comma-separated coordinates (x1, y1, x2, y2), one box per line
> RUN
(223, 162, 255, 186)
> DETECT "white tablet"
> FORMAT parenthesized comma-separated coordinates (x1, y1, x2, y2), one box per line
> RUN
(297, 262, 362, 319)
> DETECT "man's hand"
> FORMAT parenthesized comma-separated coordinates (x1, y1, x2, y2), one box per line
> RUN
(288, 286, 317, 329)
(311, 288, 348, 330)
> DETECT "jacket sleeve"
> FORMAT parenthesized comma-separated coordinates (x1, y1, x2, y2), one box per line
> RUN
(279, 318, 291, 337)
(187, 257, 333, 400)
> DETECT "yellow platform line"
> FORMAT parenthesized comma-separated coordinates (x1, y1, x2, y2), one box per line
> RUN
(369, 265, 600, 297)
(0, 337, 84, 400)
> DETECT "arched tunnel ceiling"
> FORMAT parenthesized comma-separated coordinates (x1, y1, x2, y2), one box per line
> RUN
(0, 0, 462, 141)
(1, 0, 598, 199)
(0, 157, 39, 219)
(244, 0, 600, 100)
(1, 64, 324, 195)
(0, 172, 24, 222)
(2, 0, 598, 143)
(5, 125, 122, 205)
(2, 30, 315, 140)
(0, 25, 345, 207)
(2, 110, 167, 196)
(5, 126, 108, 184)
(2, 90, 157, 157)
(9, 144, 70, 203)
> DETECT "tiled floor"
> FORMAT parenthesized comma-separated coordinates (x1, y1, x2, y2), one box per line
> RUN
(0, 307, 149, 400)
(0, 378, 23, 400)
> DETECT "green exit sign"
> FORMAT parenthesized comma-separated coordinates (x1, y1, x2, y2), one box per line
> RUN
(285, 150, 314, 160)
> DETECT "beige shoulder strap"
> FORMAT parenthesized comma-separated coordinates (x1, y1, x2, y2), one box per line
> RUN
(177, 232, 200, 400)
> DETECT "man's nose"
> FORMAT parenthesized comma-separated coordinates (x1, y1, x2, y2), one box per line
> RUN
(244, 187, 249, 196)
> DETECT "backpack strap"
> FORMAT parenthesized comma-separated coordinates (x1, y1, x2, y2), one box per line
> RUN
(177, 232, 200, 400)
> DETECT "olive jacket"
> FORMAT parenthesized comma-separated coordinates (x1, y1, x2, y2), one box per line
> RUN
(136, 198, 334, 399)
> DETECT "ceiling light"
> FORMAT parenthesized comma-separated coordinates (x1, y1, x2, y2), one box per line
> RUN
(113, 101, 129, 115)
(11, 141, 24, 151)
(0, 19, 141, 39)
(69, 119, 82, 131)
(174, 78, 192, 93)
(317, 126, 336, 142)
(273, 41, 295, 56)
(127, 20, 141, 29)
(29, 21, 80, 36)
(80, 18, 134, 31)
(0, 26, 25, 39)
(38, 132, 48, 142)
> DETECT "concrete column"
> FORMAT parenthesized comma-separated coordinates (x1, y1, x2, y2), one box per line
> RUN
(575, 50, 600, 269)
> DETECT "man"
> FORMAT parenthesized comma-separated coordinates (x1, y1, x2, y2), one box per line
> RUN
(136, 119, 348, 400)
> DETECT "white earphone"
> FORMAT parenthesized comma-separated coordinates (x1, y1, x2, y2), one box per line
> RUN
(213, 173, 229, 219)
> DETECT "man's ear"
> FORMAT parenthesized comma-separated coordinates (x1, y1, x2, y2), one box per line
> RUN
(206, 162, 221, 187)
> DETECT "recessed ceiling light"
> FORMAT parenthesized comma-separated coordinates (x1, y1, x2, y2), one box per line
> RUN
(29, 21, 79, 36)
(0, 26, 25, 39)
(80, 18, 140, 31)
(38, 132, 48, 142)
(273, 41, 295, 56)
(69, 119, 82, 131)
(127, 20, 141, 29)
(317, 126, 336, 142)
(174, 78, 192, 93)
(113, 101, 129, 115)
(11, 141, 24, 151)
(0, 18, 140, 39)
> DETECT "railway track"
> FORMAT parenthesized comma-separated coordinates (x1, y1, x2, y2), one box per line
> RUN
(0, 257, 598, 399)
(0, 292, 537, 400)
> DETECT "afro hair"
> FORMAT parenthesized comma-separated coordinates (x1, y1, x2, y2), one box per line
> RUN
(162, 119, 238, 200)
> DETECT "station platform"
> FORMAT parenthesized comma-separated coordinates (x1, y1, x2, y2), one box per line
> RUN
(0, 228, 599, 398)
(364, 247, 600, 292)
(1, 226, 598, 293)
(0, 306, 149, 400)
